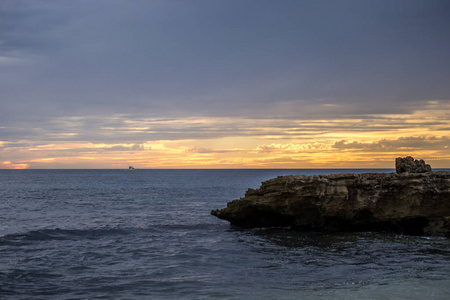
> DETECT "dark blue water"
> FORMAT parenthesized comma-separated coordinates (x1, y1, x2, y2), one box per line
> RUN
(1, 169, 449, 299)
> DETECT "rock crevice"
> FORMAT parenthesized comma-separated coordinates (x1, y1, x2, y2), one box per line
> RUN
(211, 158, 450, 236)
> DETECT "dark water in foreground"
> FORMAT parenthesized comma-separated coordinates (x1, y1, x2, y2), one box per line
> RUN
(1, 169, 449, 299)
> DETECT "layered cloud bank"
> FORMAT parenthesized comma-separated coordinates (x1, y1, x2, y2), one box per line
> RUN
(1, 1, 449, 168)
(1, 101, 449, 169)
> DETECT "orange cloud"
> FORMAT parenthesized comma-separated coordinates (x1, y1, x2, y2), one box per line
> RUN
(1, 161, 30, 169)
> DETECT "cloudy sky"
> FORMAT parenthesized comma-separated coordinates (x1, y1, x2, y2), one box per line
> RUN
(1, 0, 449, 169)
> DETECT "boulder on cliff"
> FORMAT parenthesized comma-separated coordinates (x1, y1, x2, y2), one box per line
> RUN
(211, 158, 449, 237)
(396, 156, 431, 174)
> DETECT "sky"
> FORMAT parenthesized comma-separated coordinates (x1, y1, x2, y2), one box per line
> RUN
(1, 0, 449, 169)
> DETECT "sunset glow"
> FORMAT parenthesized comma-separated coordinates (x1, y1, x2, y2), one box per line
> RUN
(1, 1, 449, 169)
(1, 101, 449, 169)
(1, 161, 30, 170)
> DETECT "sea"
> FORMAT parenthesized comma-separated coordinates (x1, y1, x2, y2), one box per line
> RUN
(1, 169, 449, 300)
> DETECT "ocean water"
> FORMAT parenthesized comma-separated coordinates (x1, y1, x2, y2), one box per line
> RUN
(0, 169, 449, 299)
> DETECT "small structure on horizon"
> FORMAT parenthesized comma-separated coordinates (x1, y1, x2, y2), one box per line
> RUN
(395, 156, 432, 174)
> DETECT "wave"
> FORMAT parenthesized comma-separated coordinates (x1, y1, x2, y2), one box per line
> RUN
(0, 222, 225, 246)
(0, 228, 129, 245)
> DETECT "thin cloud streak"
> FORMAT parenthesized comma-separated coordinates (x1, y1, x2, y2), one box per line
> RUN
(1, 101, 449, 144)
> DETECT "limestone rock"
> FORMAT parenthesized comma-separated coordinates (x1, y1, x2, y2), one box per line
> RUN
(396, 156, 431, 174)
(211, 169, 450, 237)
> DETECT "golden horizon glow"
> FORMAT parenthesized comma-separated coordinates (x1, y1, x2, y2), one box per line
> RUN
(1, 161, 30, 170)
(1, 102, 449, 169)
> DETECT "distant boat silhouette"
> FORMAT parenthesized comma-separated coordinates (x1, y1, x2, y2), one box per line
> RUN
(128, 166, 136, 170)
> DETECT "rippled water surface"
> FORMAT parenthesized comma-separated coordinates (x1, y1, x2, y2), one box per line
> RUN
(1, 169, 449, 299)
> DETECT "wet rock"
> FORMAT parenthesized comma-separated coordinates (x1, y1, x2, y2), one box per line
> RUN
(211, 159, 449, 237)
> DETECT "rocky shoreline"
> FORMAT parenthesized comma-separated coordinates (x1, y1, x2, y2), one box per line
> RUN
(211, 157, 450, 237)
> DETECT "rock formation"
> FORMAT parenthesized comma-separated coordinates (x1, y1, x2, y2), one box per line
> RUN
(211, 157, 450, 237)
(396, 156, 431, 173)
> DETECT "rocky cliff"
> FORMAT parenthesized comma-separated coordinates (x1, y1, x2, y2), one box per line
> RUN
(211, 158, 450, 237)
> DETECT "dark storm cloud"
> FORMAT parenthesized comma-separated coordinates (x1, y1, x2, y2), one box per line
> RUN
(1, 0, 450, 129)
